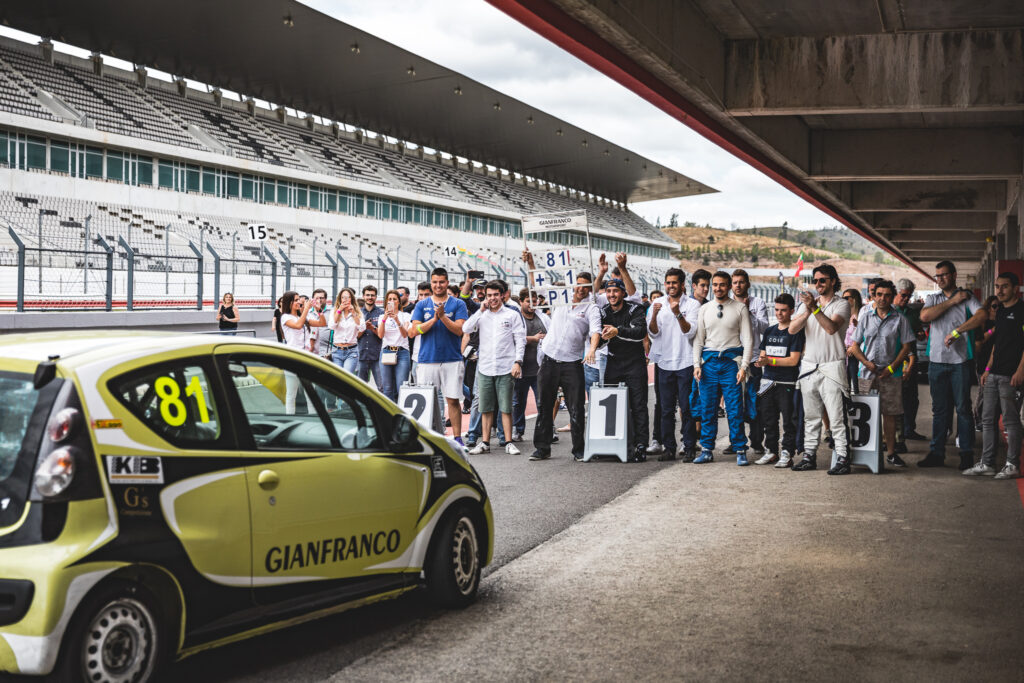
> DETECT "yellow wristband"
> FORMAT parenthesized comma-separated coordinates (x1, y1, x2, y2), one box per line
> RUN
(812, 307, 821, 315)
(416, 324, 424, 334)
(887, 365, 894, 375)
(951, 329, 960, 339)
(771, 358, 777, 366)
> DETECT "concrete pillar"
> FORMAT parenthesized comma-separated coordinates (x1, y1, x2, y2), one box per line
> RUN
(1007, 215, 1021, 260)
(997, 232, 1007, 260)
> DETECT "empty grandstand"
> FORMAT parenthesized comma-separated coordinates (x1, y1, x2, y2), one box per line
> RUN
(0, 1, 714, 310)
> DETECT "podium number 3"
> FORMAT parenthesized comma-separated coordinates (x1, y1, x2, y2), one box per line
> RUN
(598, 393, 617, 436)
(849, 402, 871, 447)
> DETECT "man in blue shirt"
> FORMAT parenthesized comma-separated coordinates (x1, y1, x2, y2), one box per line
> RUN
(357, 285, 384, 388)
(409, 267, 469, 441)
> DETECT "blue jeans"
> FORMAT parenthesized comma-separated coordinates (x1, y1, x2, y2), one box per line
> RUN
(332, 346, 359, 374)
(658, 366, 696, 453)
(584, 364, 600, 399)
(512, 375, 538, 435)
(358, 358, 383, 390)
(698, 355, 746, 453)
(928, 361, 975, 455)
(377, 347, 411, 402)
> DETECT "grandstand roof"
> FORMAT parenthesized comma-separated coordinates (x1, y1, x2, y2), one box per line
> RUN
(1, 0, 716, 205)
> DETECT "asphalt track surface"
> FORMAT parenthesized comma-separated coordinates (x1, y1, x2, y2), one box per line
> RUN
(165, 387, 670, 682)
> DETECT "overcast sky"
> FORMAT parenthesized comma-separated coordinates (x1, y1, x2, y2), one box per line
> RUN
(302, 0, 837, 231)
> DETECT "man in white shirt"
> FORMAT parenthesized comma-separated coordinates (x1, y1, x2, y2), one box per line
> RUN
(789, 264, 853, 474)
(463, 281, 527, 456)
(522, 250, 601, 462)
(647, 268, 701, 461)
(692, 271, 754, 465)
(732, 269, 770, 456)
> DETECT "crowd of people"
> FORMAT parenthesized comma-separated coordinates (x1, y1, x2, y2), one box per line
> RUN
(261, 255, 1024, 480)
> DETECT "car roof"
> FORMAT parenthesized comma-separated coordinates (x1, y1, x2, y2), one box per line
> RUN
(0, 331, 287, 369)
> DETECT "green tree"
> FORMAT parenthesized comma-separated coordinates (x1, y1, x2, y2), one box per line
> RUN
(668, 213, 679, 228)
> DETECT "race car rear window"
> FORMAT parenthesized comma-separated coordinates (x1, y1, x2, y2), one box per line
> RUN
(0, 373, 41, 480)
(112, 362, 223, 448)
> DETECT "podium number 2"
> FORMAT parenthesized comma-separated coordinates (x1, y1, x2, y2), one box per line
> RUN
(598, 393, 617, 436)
(404, 393, 427, 420)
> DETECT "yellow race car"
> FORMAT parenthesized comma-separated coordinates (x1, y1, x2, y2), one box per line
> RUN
(0, 332, 492, 680)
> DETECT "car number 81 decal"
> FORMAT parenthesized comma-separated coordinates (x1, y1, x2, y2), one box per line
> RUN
(155, 375, 210, 426)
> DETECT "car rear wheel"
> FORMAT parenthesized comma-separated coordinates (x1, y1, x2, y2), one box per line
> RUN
(425, 506, 482, 608)
(56, 580, 166, 683)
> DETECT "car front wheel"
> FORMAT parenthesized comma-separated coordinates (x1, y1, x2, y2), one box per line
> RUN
(425, 507, 482, 608)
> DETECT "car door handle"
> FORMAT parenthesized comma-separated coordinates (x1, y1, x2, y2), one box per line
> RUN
(257, 469, 280, 490)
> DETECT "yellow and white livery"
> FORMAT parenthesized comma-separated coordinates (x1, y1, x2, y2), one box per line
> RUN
(0, 332, 492, 680)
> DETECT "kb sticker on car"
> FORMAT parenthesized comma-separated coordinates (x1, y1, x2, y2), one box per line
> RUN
(106, 455, 164, 484)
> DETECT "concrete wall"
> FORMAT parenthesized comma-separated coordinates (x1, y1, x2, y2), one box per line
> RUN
(0, 307, 277, 338)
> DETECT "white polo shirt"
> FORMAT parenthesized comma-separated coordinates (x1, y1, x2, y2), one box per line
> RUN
(462, 305, 527, 376)
(539, 301, 602, 362)
(646, 295, 701, 371)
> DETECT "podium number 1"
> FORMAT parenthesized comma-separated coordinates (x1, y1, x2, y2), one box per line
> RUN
(598, 393, 617, 436)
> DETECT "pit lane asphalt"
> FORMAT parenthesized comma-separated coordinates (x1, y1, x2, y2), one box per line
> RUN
(167, 394, 674, 682)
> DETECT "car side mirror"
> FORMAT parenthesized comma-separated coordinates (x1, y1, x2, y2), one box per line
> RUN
(389, 413, 419, 451)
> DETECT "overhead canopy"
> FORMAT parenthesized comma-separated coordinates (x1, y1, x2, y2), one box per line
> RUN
(0, 0, 715, 205)
(487, 0, 1024, 281)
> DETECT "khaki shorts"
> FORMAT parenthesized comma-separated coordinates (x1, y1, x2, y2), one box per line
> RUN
(858, 373, 904, 416)
(477, 372, 514, 414)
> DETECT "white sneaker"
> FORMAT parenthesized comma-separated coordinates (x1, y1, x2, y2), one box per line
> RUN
(994, 463, 1020, 480)
(646, 440, 665, 455)
(754, 451, 778, 465)
(775, 450, 793, 468)
(505, 442, 521, 455)
(962, 462, 996, 476)
(467, 441, 490, 455)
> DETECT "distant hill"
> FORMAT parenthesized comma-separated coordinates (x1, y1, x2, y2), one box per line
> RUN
(736, 225, 879, 260)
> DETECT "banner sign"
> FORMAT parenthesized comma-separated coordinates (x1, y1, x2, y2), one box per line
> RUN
(522, 209, 587, 235)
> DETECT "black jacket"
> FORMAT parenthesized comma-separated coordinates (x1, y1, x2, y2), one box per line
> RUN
(600, 302, 647, 363)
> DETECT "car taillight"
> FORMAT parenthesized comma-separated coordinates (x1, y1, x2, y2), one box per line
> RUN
(34, 447, 76, 497)
(47, 407, 80, 443)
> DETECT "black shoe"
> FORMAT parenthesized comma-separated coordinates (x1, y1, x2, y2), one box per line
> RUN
(905, 431, 927, 441)
(824, 435, 835, 449)
(632, 445, 648, 462)
(551, 435, 559, 443)
(886, 453, 907, 468)
(792, 455, 817, 471)
(717, 408, 726, 418)
(958, 453, 975, 471)
(657, 451, 677, 462)
(828, 456, 851, 475)
(894, 441, 908, 454)
(724, 444, 737, 454)
(681, 447, 697, 463)
(528, 450, 551, 461)
(917, 452, 945, 468)
(572, 451, 584, 462)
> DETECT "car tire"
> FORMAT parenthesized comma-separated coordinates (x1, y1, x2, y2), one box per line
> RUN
(424, 505, 482, 608)
(54, 579, 168, 683)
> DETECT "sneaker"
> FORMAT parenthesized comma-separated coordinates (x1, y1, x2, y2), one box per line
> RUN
(693, 450, 714, 464)
(906, 431, 928, 441)
(498, 439, 507, 448)
(886, 453, 907, 468)
(792, 454, 816, 471)
(994, 463, 1020, 480)
(528, 450, 551, 461)
(962, 462, 996, 476)
(633, 445, 648, 463)
(958, 453, 974, 471)
(894, 441, 908, 454)
(657, 451, 677, 462)
(736, 452, 749, 466)
(775, 450, 793, 468)
(755, 451, 778, 465)
(716, 407, 725, 418)
(917, 452, 945, 468)
(573, 452, 585, 462)
(505, 443, 521, 456)
(453, 436, 464, 446)
(824, 434, 835, 449)
(828, 456, 851, 475)
(511, 431, 523, 443)
(551, 435, 560, 443)
(468, 441, 490, 455)
(464, 438, 477, 448)
(646, 440, 665, 455)
(681, 447, 697, 463)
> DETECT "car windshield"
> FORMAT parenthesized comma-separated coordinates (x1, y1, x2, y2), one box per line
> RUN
(0, 372, 40, 482)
